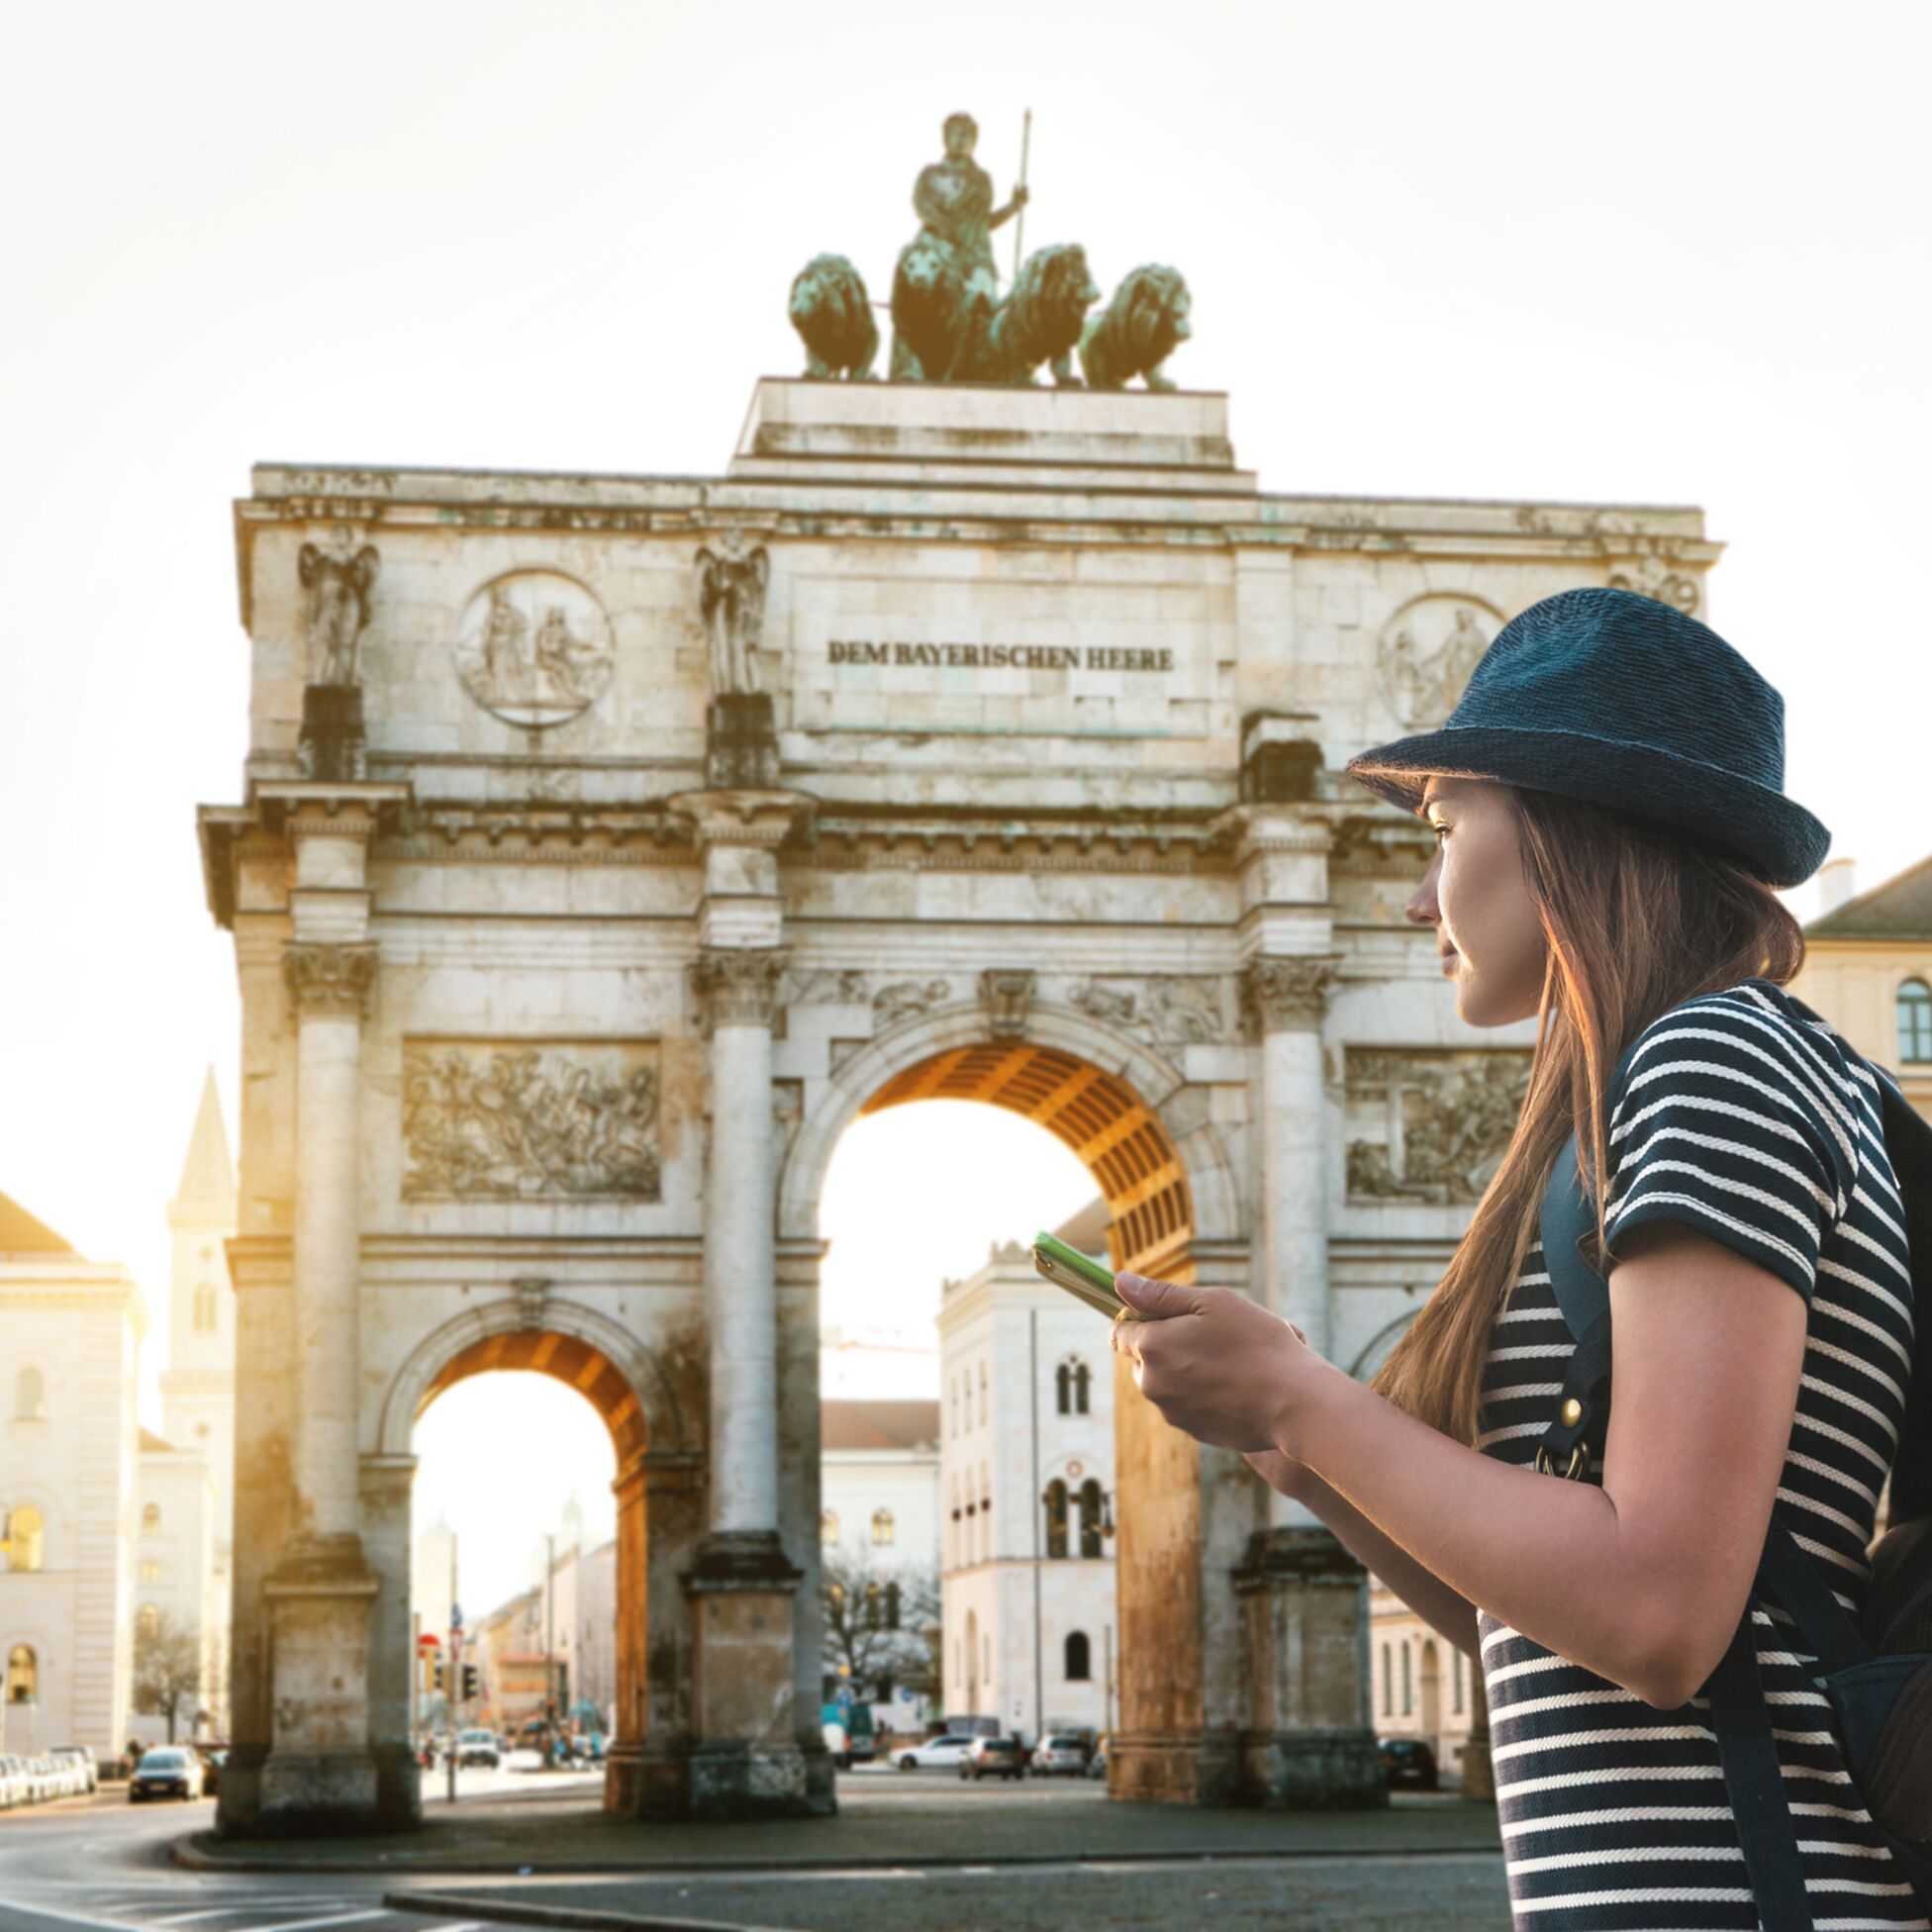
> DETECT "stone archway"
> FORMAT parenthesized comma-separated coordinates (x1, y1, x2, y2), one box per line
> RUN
(779, 1004, 1248, 1803)
(361, 1300, 701, 1823)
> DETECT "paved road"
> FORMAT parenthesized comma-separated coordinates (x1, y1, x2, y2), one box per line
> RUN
(0, 1777, 1510, 1932)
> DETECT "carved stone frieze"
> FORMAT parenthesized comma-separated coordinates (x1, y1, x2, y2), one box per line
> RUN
(689, 947, 792, 1033)
(785, 968, 870, 1005)
(1604, 547, 1702, 617)
(980, 968, 1035, 1040)
(872, 977, 951, 1027)
(1240, 957, 1339, 1036)
(402, 1039, 661, 1202)
(454, 570, 615, 728)
(1344, 1047, 1532, 1205)
(283, 942, 378, 1020)
(1376, 595, 1501, 729)
(1069, 975, 1229, 1050)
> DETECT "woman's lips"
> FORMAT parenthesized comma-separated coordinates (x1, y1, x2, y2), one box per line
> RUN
(1440, 949, 1458, 972)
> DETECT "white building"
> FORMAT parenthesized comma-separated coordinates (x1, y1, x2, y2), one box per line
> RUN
(0, 1190, 146, 1762)
(820, 1400, 941, 1576)
(936, 1202, 1118, 1743)
(1369, 1583, 1478, 1781)
(131, 1432, 223, 1744)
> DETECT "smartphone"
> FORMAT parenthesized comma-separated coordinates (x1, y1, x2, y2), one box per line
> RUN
(1031, 1231, 1140, 1322)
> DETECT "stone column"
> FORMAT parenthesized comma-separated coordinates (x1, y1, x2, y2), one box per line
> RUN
(258, 937, 382, 1833)
(358, 1455, 421, 1831)
(682, 943, 819, 1818)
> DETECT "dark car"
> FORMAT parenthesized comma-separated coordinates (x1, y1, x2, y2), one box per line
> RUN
(129, 1747, 204, 1802)
(1379, 1737, 1438, 1789)
(960, 1735, 1026, 1783)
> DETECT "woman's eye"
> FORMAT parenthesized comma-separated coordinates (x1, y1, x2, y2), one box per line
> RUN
(1430, 823, 1448, 844)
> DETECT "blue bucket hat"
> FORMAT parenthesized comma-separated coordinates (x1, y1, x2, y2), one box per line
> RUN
(1344, 586, 1830, 890)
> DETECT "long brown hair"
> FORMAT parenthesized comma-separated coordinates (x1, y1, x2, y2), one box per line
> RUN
(1359, 778, 1807, 1446)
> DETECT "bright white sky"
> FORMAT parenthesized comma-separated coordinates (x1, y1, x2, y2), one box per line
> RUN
(4, 1, 1925, 1616)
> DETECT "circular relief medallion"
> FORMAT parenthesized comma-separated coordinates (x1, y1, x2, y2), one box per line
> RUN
(1376, 594, 1501, 730)
(454, 570, 615, 727)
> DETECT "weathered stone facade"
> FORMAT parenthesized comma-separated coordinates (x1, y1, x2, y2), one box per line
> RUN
(197, 378, 1716, 1831)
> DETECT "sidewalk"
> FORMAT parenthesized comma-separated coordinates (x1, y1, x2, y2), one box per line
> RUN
(173, 1782, 1500, 1877)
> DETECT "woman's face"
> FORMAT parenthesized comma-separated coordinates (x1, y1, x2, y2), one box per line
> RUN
(1406, 777, 1547, 1025)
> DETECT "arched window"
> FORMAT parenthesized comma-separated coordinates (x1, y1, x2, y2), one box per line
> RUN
(1074, 1361, 1091, 1414)
(1064, 1630, 1092, 1682)
(820, 1509, 839, 1547)
(827, 1582, 846, 1617)
(5, 1644, 36, 1704)
(977, 1361, 988, 1425)
(13, 1367, 45, 1421)
(142, 1502, 160, 1534)
(864, 1582, 883, 1629)
(1899, 979, 1932, 1064)
(871, 1507, 895, 1547)
(137, 1604, 161, 1642)
(1401, 1642, 1412, 1716)
(1078, 1479, 1105, 1558)
(1381, 1642, 1392, 1716)
(140, 1559, 163, 1584)
(1054, 1363, 1072, 1414)
(884, 1581, 901, 1630)
(979, 1466, 992, 1551)
(193, 1285, 218, 1334)
(1043, 1479, 1069, 1559)
(6, 1504, 44, 1573)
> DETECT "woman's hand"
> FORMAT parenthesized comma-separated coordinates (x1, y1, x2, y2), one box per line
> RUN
(1111, 1274, 1337, 1455)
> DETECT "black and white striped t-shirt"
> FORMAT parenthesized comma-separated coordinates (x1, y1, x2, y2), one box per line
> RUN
(1476, 977, 1925, 1930)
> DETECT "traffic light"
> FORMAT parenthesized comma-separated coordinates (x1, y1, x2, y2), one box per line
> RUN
(431, 1656, 446, 1693)
(460, 1663, 480, 1703)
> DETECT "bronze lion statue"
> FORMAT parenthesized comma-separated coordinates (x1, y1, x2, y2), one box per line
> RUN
(1078, 263, 1193, 392)
(889, 230, 974, 381)
(984, 242, 1101, 386)
(788, 254, 879, 381)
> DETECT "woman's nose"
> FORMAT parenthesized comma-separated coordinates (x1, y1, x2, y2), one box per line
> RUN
(1404, 852, 1441, 926)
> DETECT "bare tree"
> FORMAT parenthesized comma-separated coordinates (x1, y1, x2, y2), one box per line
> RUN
(132, 1612, 201, 1744)
(820, 1549, 940, 1702)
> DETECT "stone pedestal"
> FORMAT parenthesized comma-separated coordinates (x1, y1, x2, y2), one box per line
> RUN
(297, 684, 367, 782)
(705, 693, 779, 790)
(683, 1531, 828, 1819)
(257, 1539, 382, 1835)
(1234, 1526, 1387, 1808)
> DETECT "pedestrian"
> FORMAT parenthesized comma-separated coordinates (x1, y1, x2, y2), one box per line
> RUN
(1111, 588, 1930, 1929)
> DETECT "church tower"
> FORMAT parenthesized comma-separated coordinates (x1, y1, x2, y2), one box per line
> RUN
(160, 1068, 238, 1571)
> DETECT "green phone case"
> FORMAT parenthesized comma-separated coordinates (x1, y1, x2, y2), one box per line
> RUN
(1030, 1230, 1137, 1320)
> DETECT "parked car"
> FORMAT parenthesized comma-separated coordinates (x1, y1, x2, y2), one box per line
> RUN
(1030, 1733, 1091, 1776)
(0, 1757, 26, 1808)
(50, 1746, 97, 1794)
(455, 1727, 501, 1769)
(960, 1735, 1026, 1783)
(893, 1733, 979, 1771)
(1379, 1737, 1438, 1790)
(129, 1747, 205, 1802)
(190, 1743, 227, 1796)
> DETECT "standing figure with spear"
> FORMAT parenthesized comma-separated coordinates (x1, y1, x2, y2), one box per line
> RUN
(911, 110, 1029, 378)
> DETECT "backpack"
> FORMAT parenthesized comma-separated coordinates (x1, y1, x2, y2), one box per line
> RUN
(1535, 1033, 1932, 1930)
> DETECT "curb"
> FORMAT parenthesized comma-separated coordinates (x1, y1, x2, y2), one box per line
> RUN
(386, 1895, 793, 1932)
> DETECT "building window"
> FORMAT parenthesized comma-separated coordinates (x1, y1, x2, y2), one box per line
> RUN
(1401, 1643, 1412, 1716)
(1043, 1479, 1069, 1560)
(1065, 1630, 1092, 1682)
(1055, 1357, 1092, 1415)
(864, 1583, 883, 1629)
(1453, 1646, 1465, 1714)
(142, 1502, 161, 1534)
(883, 1581, 901, 1630)
(140, 1559, 163, 1584)
(193, 1284, 218, 1334)
(871, 1508, 895, 1547)
(138, 1603, 161, 1641)
(820, 1509, 838, 1547)
(1073, 1360, 1090, 1413)
(5, 1644, 36, 1704)
(1899, 979, 1932, 1064)
(12, 1367, 45, 1421)
(978, 1360, 988, 1426)
(5, 1504, 44, 1573)
(950, 1377, 958, 1434)
(1381, 1643, 1393, 1717)
(1078, 1479, 1106, 1558)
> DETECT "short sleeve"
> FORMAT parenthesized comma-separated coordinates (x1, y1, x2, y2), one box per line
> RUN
(1600, 993, 1861, 1304)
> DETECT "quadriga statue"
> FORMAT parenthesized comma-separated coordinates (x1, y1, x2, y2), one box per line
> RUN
(1079, 264, 1193, 392)
(788, 253, 879, 380)
(889, 228, 970, 382)
(984, 243, 1101, 387)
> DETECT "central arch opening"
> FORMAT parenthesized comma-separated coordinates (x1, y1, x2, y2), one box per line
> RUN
(405, 1331, 650, 1815)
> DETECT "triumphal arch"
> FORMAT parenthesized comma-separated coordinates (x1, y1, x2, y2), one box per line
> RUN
(198, 271, 1717, 1835)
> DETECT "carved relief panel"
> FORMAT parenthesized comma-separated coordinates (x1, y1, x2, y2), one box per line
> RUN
(402, 1038, 661, 1201)
(1375, 594, 1501, 729)
(1344, 1047, 1531, 1205)
(453, 570, 616, 727)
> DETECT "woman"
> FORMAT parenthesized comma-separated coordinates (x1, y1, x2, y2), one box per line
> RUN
(1114, 587, 1924, 1929)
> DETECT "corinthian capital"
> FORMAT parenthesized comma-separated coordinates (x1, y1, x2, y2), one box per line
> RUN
(1240, 956, 1339, 1036)
(283, 942, 378, 1020)
(689, 946, 791, 1033)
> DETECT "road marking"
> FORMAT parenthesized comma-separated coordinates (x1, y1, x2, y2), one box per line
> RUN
(228, 1915, 390, 1932)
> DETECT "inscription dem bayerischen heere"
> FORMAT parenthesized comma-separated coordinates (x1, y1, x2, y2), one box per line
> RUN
(828, 640, 1176, 672)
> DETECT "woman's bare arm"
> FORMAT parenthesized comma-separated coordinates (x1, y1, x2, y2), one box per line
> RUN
(1246, 1451, 1480, 1662)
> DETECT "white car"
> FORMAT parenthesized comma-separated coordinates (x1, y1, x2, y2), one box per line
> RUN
(0, 1757, 24, 1808)
(893, 1733, 980, 1771)
(1030, 1733, 1092, 1776)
